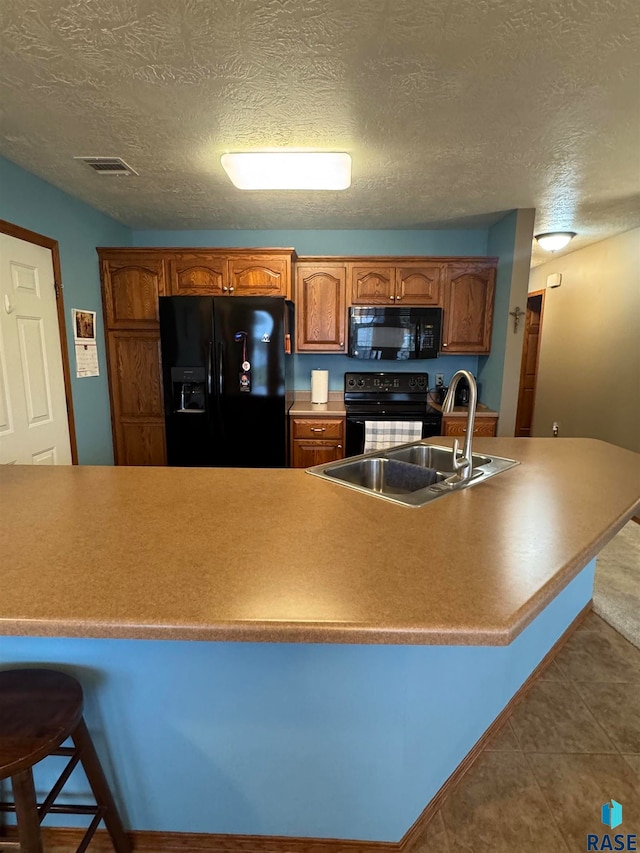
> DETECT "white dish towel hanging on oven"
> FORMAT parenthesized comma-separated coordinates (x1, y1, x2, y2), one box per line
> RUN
(364, 421, 423, 453)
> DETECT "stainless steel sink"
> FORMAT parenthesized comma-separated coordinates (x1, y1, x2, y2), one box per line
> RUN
(384, 444, 492, 472)
(322, 457, 445, 495)
(306, 442, 519, 507)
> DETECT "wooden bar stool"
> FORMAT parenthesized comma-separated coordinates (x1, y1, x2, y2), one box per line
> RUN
(0, 668, 131, 853)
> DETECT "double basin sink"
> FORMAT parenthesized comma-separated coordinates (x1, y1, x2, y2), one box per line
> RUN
(306, 442, 519, 507)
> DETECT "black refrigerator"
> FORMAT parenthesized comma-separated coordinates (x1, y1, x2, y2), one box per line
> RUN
(159, 296, 294, 467)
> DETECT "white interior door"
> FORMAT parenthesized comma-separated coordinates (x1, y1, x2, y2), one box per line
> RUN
(0, 233, 72, 464)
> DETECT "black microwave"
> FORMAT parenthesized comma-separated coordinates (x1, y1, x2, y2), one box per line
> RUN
(348, 306, 442, 360)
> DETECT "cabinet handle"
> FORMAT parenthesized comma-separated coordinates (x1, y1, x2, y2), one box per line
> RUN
(337, 444, 343, 449)
(222, 285, 229, 291)
(442, 342, 448, 347)
(339, 341, 344, 346)
(310, 427, 326, 433)
(229, 286, 235, 293)
(390, 295, 395, 300)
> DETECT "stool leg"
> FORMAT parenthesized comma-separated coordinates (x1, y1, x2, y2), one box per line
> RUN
(72, 718, 132, 853)
(11, 770, 43, 853)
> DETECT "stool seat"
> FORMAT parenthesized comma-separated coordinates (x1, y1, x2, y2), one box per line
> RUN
(0, 667, 130, 853)
(0, 669, 83, 779)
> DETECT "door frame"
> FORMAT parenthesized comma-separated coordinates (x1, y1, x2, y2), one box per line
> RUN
(0, 218, 78, 463)
(514, 288, 546, 438)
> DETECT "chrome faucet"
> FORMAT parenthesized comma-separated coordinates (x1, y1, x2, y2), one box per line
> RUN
(441, 369, 477, 485)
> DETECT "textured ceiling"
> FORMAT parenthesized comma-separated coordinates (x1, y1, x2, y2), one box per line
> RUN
(1, 0, 639, 265)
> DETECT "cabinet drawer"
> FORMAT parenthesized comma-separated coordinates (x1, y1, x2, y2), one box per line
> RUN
(443, 417, 497, 437)
(291, 439, 345, 468)
(291, 418, 344, 439)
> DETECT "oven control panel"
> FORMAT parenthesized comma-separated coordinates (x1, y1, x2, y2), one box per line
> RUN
(344, 372, 428, 393)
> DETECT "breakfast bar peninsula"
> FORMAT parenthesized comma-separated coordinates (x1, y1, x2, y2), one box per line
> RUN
(1, 437, 639, 847)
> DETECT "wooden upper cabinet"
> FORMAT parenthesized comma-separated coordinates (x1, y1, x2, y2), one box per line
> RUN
(350, 261, 442, 305)
(295, 264, 347, 352)
(228, 253, 292, 297)
(169, 253, 226, 295)
(441, 262, 496, 354)
(100, 252, 167, 328)
(396, 263, 441, 305)
(350, 265, 396, 304)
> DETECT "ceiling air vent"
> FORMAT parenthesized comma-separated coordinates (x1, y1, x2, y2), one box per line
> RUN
(74, 156, 138, 176)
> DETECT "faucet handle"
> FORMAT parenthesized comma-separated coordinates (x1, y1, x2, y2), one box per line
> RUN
(451, 439, 470, 472)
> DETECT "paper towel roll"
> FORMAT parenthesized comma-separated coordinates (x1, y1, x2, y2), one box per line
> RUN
(311, 369, 329, 404)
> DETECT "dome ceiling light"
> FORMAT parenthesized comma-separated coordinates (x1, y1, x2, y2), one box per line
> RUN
(221, 151, 351, 190)
(534, 232, 577, 252)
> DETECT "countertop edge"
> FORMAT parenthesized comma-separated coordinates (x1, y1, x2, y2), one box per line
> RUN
(0, 618, 514, 645)
(504, 501, 640, 643)
(5, 502, 636, 648)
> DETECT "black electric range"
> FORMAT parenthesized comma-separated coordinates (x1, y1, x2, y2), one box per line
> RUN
(343, 371, 442, 457)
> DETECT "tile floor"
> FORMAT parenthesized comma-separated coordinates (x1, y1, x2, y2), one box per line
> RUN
(412, 612, 640, 852)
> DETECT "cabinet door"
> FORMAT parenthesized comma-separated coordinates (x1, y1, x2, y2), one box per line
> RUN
(442, 416, 497, 437)
(101, 254, 166, 328)
(441, 263, 496, 353)
(228, 254, 290, 297)
(350, 265, 396, 304)
(395, 263, 442, 305)
(169, 253, 226, 295)
(291, 440, 345, 468)
(295, 264, 346, 352)
(106, 330, 166, 465)
(119, 423, 167, 466)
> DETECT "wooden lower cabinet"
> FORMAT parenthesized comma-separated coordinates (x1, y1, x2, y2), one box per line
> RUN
(118, 422, 167, 466)
(290, 417, 345, 468)
(442, 415, 498, 437)
(105, 330, 166, 465)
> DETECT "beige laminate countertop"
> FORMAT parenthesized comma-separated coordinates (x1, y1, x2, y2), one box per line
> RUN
(1, 438, 638, 646)
(287, 397, 498, 418)
(289, 399, 347, 417)
(430, 401, 499, 418)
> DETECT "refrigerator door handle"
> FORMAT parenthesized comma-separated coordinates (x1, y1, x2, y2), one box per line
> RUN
(207, 341, 214, 396)
(218, 342, 224, 395)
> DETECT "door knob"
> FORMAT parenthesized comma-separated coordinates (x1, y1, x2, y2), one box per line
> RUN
(4, 294, 14, 314)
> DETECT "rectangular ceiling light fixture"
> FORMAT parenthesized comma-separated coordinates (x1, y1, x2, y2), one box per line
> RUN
(221, 151, 351, 190)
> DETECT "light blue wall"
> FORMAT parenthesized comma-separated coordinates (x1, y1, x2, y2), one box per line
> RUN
(0, 156, 131, 464)
(478, 210, 518, 410)
(0, 560, 594, 842)
(132, 229, 489, 256)
(295, 353, 478, 391)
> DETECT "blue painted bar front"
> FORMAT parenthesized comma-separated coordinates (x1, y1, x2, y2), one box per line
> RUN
(0, 560, 595, 842)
